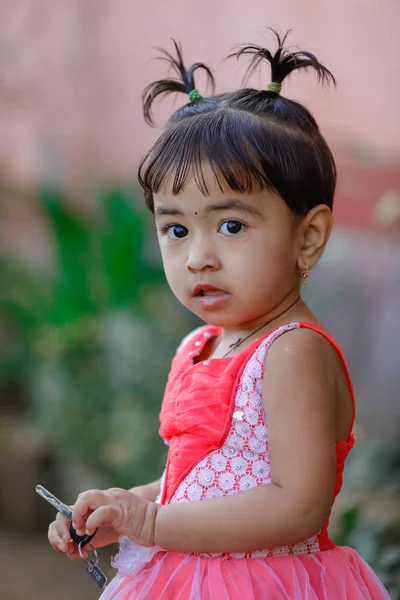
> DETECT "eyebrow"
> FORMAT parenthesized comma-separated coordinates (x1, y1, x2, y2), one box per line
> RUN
(154, 198, 264, 219)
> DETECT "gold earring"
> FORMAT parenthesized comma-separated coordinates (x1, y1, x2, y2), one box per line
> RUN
(300, 264, 309, 285)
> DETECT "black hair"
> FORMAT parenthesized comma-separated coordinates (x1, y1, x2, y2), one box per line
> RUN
(138, 30, 337, 216)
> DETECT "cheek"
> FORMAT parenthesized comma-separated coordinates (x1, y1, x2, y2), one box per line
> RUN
(159, 248, 185, 291)
(232, 234, 295, 283)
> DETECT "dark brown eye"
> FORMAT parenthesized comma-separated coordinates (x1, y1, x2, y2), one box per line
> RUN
(220, 220, 244, 235)
(166, 225, 188, 240)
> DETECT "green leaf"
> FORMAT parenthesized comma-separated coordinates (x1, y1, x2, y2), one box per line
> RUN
(98, 186, 164, 311)
(333, 506, 361, 546)
(38, 184, 96, 322)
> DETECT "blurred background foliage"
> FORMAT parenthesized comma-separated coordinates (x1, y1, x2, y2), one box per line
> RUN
(334, 440, 400, 597)
(0, 182, 197, 495)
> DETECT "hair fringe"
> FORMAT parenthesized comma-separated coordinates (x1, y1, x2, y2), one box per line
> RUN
(227, 28, 336, 92)
(142, 39, 215, 126)
(139, 29, 337, 217)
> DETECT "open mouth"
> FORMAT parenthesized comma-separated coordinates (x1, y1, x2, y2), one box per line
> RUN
(197, 289, 225, 297)
(193, 285, 227, 297)
(192, 285, 230, 309)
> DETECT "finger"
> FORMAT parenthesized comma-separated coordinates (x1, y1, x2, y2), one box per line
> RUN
(53, 521, 72, 543)
(51, 536, 72, 553)
(54, 513, 72, 541)
(67, 544, 87, 561)
(48, 523, 68, 548)
(85, 505, 118, 536)
(48, 521, 58, 542)
(56, 508, 72, 521)
(72, 490, 107, 533)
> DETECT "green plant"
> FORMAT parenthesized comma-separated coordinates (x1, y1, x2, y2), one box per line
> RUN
(333, 440, 400, 598)
(0, 184, 195, 494)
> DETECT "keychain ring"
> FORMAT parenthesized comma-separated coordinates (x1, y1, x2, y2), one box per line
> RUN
(77, 539, 108, 589)
(78, 540, 99, 566)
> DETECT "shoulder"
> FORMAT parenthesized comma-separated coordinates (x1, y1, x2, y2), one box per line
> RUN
(265, 324, 339, 380)
(261, 325, 339, 423)
(164, 326, 210, 389)
(175, 325, 212, 354)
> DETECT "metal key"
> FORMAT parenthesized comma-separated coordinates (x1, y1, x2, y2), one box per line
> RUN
(36, 484, 73, 520)
(35, 484, 97, 547)
(36, 484, 107, 590)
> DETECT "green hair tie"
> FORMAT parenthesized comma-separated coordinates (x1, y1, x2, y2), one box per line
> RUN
(267, 82, 281, 94)
(188, 89, 202, 101)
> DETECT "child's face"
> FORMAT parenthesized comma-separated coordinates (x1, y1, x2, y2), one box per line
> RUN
(153, 170, 303, 330)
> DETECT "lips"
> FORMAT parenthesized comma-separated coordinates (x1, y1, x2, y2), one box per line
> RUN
(192, 284, 230, 310)
(192, 284, 227, 297)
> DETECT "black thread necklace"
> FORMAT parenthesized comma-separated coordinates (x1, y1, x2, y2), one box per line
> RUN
(210, 295, 301, 360)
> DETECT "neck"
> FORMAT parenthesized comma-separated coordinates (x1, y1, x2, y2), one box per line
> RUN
(212, 290, 307, 358)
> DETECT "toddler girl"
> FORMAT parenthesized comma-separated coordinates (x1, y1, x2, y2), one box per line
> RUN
(48, 30, 390, 599)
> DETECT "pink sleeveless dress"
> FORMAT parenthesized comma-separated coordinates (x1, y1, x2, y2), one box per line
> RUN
(101, 322, 390, 599)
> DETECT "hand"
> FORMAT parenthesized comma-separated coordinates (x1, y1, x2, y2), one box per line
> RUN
(72, 488, 160, 548)
(48, 509, 120, 561)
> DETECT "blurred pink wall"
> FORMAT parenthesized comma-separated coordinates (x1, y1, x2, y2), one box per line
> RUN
(0, 0, 399, 187)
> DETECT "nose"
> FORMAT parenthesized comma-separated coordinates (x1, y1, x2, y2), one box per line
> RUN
(186, 237, 221, 272)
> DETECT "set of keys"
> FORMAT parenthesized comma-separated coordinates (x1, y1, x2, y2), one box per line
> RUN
(36, 484, 108, 591)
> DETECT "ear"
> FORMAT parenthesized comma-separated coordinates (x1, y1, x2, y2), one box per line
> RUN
(297, 205, 333, 271)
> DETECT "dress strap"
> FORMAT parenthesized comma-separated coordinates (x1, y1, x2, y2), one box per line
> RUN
(175, 325, 210, 353)
(298, 322, 356, 433)
(175, 324, 222, 361)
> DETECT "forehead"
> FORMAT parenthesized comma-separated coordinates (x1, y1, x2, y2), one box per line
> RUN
(154, 178, 258, 216)
(153, 165, 273, 216)
(154, 187, 270, 221)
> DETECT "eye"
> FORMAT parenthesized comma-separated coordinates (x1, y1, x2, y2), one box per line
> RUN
(219, 220, 245, 236)
(162, 224, 188, 240)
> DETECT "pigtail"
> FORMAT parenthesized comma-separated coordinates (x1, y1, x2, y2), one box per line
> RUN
(143, 39, 215, 125)
(228, 29, 336, 94)
(140, 28, 337, 216)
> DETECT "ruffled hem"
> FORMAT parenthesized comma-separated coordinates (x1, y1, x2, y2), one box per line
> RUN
(100, 543, 390, 600)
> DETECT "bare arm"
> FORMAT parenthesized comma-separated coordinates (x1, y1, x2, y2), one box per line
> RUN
(130, 480, 161, 502)
(154, 330, 341, 553)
